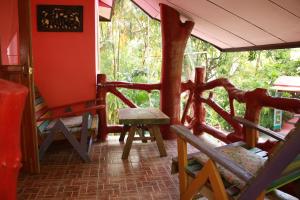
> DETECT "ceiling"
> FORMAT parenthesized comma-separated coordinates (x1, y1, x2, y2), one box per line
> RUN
(131, 0, 300, 52)
(99, 0, 114, 21)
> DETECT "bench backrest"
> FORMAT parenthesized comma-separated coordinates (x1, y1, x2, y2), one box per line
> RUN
(34, 89, 52, 140)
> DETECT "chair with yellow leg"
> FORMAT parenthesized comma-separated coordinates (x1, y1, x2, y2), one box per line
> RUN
(171, 118, 300, 200)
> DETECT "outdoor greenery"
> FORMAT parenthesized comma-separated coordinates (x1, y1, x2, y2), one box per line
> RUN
(99, 0, 300, 130)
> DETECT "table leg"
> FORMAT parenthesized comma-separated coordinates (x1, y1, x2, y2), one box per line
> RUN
(119, 125, 129, 142)
(122, 126, 137, 159)
(137, 128, 147, 143)
(149, 125, 167, 157)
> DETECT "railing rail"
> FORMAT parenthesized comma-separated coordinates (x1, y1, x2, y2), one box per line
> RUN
(96, 69, 300, 151)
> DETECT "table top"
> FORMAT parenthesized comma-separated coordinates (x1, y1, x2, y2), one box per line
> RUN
(119, 108, 170, 125)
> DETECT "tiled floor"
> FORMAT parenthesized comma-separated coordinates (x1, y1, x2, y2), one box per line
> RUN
(18, 135, 203, 200)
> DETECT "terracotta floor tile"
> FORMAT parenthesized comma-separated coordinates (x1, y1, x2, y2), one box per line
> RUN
(18, 136, 199, 199)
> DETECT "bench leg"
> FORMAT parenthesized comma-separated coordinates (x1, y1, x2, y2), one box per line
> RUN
(80, 113, 89, 150)
(54, 120, 91, 162)
(149, 125, 167, 157)
(39, 128, 56, 160)
(122, 126, 137, 159)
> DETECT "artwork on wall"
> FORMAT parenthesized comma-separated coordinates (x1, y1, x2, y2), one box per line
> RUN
(37, 5, 83, 32)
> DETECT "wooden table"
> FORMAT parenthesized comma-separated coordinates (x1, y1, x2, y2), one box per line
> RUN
(119, 108, 170, 159)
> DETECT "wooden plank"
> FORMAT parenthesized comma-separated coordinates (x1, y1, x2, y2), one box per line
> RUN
(177, 137, 188, 198)
(234, 117, 285, 141)
(119, 108, 170, 125)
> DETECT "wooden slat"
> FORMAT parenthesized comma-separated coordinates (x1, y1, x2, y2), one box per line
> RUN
(233, 116, 285, 141)
(177, 137, 188, 197)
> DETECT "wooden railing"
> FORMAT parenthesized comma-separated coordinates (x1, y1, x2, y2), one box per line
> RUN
(181, 68, 300, 151)
(96, 74, 161, 141)
(96, 69, 300, 151)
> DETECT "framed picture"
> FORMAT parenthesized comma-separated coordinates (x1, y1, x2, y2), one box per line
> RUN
(37, 5, 83, 32)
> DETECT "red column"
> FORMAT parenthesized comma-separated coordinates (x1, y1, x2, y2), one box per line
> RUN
(0, 79, 28, 200)
(160, 4, 194, 139)
(97, 74, 108, 141)
(193, 67, 206, 135)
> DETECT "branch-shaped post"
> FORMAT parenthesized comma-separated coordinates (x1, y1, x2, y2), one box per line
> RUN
(193, 67, 206, 135)
(97, 74, 108, 141)
(160, 4, 194, 139)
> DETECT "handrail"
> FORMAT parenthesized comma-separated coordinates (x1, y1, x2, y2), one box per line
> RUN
(171, 125, 253, 182)
(233, 117, 285, 141)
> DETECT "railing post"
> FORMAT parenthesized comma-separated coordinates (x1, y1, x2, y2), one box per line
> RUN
(97, 74, 108, 141)
(193, 67, 205, 135)
(244, 89, 265, 147)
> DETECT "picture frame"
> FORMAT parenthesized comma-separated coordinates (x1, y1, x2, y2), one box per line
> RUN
(37, 5, 83, 32)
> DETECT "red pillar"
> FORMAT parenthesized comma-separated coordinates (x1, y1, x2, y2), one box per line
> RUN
(160, 4, 194, 139)
(193, 67, 206, 135)
(0, 79, 28, 200)
(97, 74, 108, 141)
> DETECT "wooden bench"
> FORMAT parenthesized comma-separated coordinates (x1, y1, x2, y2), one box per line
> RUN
(118, 108, 169, 159)
(35, 89, 103, 162)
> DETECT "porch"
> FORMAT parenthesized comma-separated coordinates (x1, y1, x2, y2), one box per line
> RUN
(18, 137, 210, 199)
(1, 0, 300, 199)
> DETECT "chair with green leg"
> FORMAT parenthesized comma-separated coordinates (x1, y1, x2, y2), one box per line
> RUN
(35, 89, 104, 162)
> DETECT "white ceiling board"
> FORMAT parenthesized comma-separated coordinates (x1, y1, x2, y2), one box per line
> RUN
(192, 28, 232, 49)
(131, 0, 300, 51)
(270, 0, 300, 18)
(191, 18, 252, 48)
(133, 0, 160, 19)
(170, 0, 283, 45)
(211, 0, 300, 42)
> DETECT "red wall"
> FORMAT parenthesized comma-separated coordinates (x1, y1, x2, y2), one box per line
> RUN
(31, 0, 98, 107)
(0, 0, 19, 65)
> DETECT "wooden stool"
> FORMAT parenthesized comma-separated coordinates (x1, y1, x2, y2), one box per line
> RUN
(119, 108, 170, 159)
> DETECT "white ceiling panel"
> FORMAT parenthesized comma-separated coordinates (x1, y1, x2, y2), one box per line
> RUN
(131, 0, 300, 51)
(210, 0, 300, 42)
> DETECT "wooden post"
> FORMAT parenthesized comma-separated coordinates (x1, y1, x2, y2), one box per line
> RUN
(177, 137, 188, 197)
(18, 0, 40, 173)
(193, 67, 205, 135)
(160, 4, 194, 139)
(244, 89, 265, 147)
(97, 74, 108, 141)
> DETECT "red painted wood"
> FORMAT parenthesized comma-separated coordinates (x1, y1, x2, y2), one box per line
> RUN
(108, 87, 137, 108)
(96, 75, 162, 141)
(104, 81, 161, 92)
(181, 90, 193, 124)
(0, 79, 28, 200)
(198, 78, 300, 148)
(160, 4, 194, 139)
(193, 67, 206, 135)
(97, 74, 108, 141)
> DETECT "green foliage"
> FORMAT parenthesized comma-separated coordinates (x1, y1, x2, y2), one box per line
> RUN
(100, 0, 300, 128)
